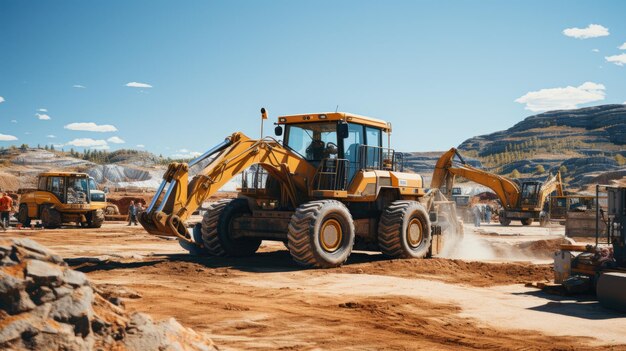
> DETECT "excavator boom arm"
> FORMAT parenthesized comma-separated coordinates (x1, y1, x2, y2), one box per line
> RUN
(431, 148, 521, 209)
(139, 132, 317, 240)
(537, 172, 564, 208)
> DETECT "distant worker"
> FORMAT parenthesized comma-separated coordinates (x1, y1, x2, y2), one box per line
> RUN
(136, 202, 144, 213)
(485, 205, 492, 223)
(472, 205, 481, 227)
(0, 192, 13, 230)
(128, 200, 138, 226)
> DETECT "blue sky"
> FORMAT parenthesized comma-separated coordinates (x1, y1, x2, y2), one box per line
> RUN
(1, 1, 625, 156)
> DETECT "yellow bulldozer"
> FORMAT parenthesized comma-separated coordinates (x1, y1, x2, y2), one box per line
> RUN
(140, 110, 460, 268)
(18, 172, 107, 228)
(432, 148, 564, 226)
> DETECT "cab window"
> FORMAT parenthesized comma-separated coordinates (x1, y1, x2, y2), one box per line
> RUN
(38, 177, 47, 191)
(48, 177, 65, 202)
(67, 178, 89, 204)
(285, 122, 338, 162)
(365, 127, 381, 147)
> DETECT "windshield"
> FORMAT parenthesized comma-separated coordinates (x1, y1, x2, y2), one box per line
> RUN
(88, 178, 97, 190)
(67, 177, 89, 204)
(285, 122, 338, 162)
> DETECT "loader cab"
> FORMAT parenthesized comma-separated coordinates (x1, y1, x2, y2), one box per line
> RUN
(279, 112, 392, 188)
(37, 172, 93, 204)
(520, 181, 542, 206)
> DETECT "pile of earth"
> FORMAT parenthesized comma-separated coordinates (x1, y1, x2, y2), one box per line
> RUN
(0, 172, 20, 192)
(106, 195, 152, 215)
(0, 237, 217, 350)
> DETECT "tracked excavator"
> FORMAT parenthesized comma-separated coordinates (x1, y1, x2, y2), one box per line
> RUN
(431, 148, 564, 226)
(140, 110, 460, 268)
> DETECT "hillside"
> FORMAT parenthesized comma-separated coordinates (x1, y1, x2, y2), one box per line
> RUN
(456, 104, 626, 189)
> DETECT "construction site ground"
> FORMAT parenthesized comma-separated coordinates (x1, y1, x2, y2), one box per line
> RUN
(2, 221, 625, 350)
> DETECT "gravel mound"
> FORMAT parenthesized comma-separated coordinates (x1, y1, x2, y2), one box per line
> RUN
(0, 237, 217, 351)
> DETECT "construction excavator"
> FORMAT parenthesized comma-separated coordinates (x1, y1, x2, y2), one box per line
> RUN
(139, 110, 460, 268)
(431, 148, 564, 226)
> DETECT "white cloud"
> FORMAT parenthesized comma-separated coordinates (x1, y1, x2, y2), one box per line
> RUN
(172, 149, 202, 159)
(10, 120, 17, 123)
(136, 144, 145, 148)
(37, 108, 48, 112)
(592, 48, 599, 53)
(66, 138, 110, 149)
(563, 24, 609, 39)
(73, 84, 86, 89)
(515, 81, 606, 112)
(64, 122, 117, 132)
(125, 82, 152, 88)
(0, 96, 4, 103)
(605, 53, 626, 66)
(619, 42, 626, 50)
(107, 136, 125, 144)
(0, 134, 18, 141)
(46, 135, 56, 138)
(36, 113, 51, 120)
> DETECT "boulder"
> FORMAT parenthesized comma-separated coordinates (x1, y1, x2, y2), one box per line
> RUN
(0, 237, 217, 351)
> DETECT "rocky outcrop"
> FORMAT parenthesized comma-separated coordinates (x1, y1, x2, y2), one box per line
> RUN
(0, 237, 217, 351)
(86, 165, 153, 184)
(457, 104, 626, 188)
(460, 105, 626, 153)
(10, 149, 94, 168)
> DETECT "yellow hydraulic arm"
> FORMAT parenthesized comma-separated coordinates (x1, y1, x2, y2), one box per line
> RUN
(431, 148, 521, 209)
(139, 132, 317, 242)
(535, 171, 564, 210)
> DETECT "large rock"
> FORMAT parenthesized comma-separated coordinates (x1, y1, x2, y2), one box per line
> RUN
(0, 237, 217, 351)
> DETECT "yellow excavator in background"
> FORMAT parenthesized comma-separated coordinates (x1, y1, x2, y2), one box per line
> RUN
(431, 148, 564, 226)
(140, 110, 460, 268)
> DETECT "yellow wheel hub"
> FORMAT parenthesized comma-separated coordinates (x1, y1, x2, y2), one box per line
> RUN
(406, 218, 423, 248)
(320, 219, 343, 252)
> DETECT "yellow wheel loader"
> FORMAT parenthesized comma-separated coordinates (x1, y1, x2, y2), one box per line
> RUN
(18, 172, 107, 228)
(432, 148, 564, 226)
(140, 110, 459, 268)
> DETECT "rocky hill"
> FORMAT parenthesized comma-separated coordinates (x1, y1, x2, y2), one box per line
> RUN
(456, 104, 626, 189)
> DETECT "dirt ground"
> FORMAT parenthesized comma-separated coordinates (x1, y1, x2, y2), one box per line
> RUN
(2, 222, 625, 350)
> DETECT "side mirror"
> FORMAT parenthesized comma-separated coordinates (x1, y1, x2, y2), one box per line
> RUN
(338, 122, 349, 139)
(274, 125, 283, 136)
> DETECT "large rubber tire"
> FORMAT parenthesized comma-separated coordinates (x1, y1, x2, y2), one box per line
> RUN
(18, 204, 31, 227)
(378, 201, 431, 259)
(499, 211, 511, 226)
(201, 199, 262, 257)
(287, 200, 355, 268)
(521, 218, 533, 226)
(87, 209, 105, 228)
(41, 205, 62, 229)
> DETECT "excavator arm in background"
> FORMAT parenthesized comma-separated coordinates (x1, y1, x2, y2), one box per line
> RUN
(431, 148, 521, 209)
(139, 132, 317, 241)
(536, 171, 564, 209)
